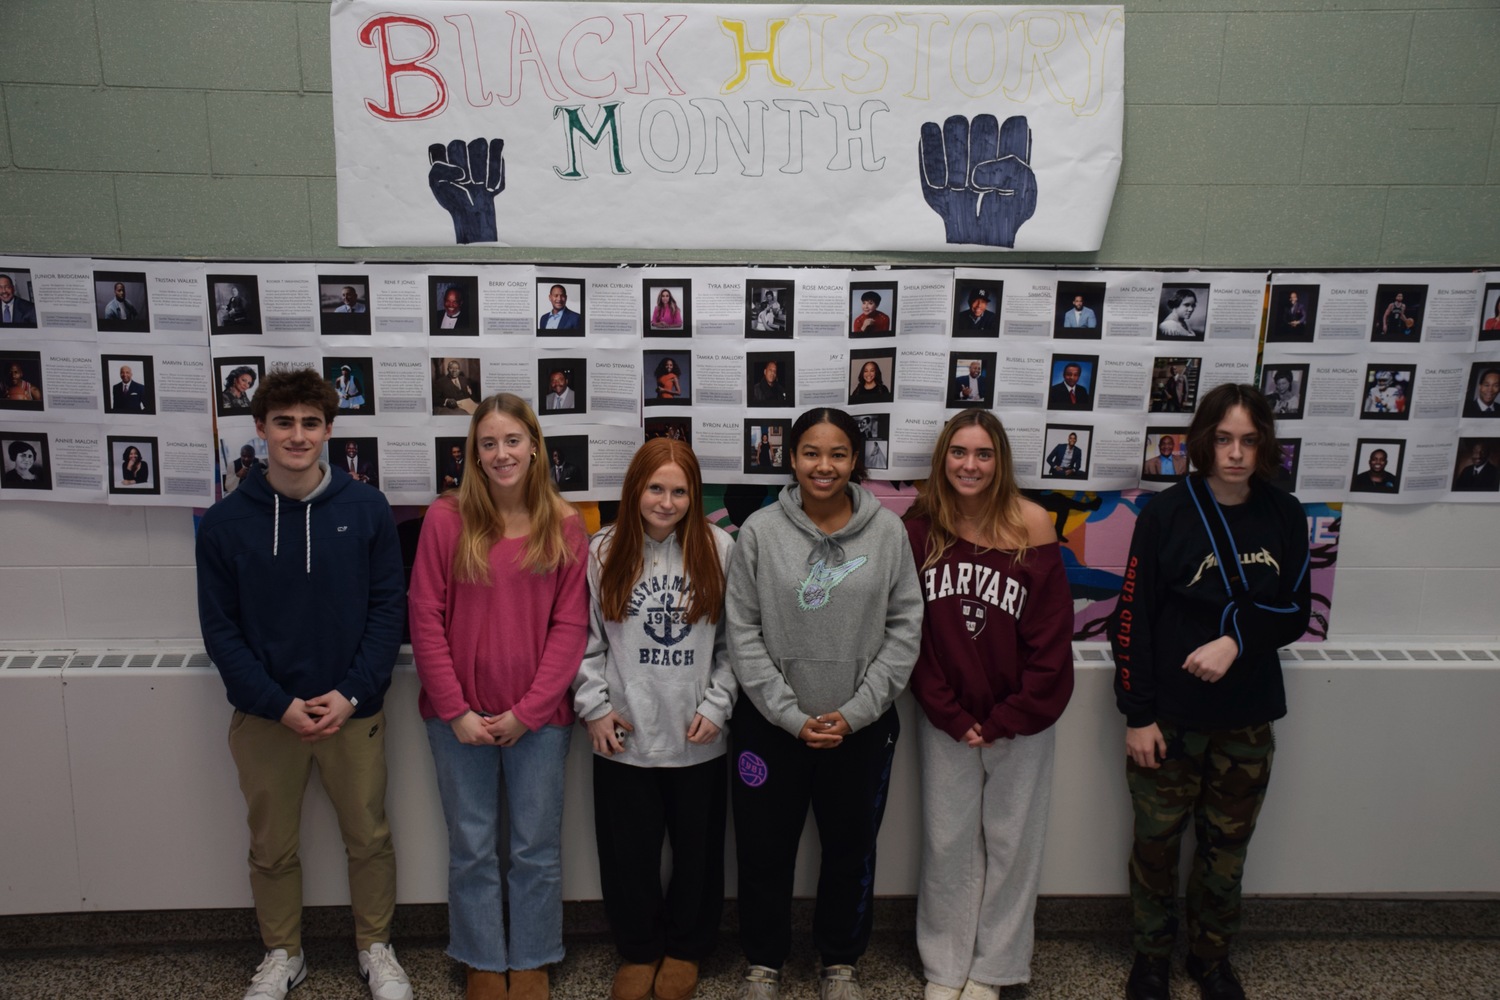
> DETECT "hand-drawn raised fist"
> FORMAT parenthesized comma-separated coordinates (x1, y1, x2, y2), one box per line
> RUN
(919, 114, 1037, 248)
(427, 138, 506, 245)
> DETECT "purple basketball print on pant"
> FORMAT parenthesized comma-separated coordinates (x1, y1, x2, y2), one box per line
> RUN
(737, 751, 768, 787)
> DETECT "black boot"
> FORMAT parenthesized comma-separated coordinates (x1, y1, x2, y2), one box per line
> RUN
(1126, 952, 1171, 1000)
(1185, 955, 1246, 1000)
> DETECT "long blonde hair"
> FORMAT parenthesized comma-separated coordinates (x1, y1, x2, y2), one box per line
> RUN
(904, 409, 1031, 570)
(451, 393, 577, 583)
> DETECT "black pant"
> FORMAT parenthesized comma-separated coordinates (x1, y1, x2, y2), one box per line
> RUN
(593, 754, 727, 963)
(730, 696, 900, 969)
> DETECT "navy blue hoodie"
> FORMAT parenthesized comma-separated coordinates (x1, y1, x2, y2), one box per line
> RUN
(196, 462, 405, 721)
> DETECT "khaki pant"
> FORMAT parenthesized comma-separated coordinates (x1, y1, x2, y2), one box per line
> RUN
(228, 710, 396, 954)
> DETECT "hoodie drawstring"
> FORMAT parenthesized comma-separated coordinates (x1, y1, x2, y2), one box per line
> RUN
(270, 493, 312, 573)
(304, 504, 311, 574)
(272, 494, 280, 557)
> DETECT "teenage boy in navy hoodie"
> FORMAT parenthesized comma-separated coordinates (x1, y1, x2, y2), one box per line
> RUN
(196, 367, 412, 1000)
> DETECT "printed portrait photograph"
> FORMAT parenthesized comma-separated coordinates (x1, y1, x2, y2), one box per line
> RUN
(543, 435, 588, 491)
(744, 420, 790, 475)
(431, 357, 481, 416)
(855, 412, 891, 472)
(645, 280, 691, 335)
(850, 282, 897, 337)
(1462, 362, 1500, 418)
(1, 352, 44, 412)
(1360, 364, 1414, 421)
(436, 435, 467, 492)
(952, 279, 1001, 337)
(1142, 427, 1189, 482)
(645, 416, 692, 446)
(1350, 440, 1403, 494)
(1, 434, 53, 492)
(221, 436, 265, 495)
(317, 275, 372, 336)
(108, 436, 160, 496)
(947, 351, 996, 408)
(215, 357, 263, 418)
(1275, 439, 1301, 487)
(645, 350, 691, 406)
(329, 436, 380, 490)
(326, 357, 375, 416)
(1150, 356, 1201, 414)
(1267, 284, 1318, 343)
(430, 275, 479, 336)
(539, 359, 586, 415)
(848, 349, 896, 406)
(747, 352, 794, 408)
(0, 269, 37, 329)
(1452, 437, 1500, 493)
(1041, 425, 1091, 480)
(1054, 280, 1105, 339)
(537, 279, 584, 335)
(1480, 283, 1500, 342)
(93, 270, 150, 333)
(207, 273, 262, 336)
(1046, 355, 1097, 412)
(101, 356, 157, 417)
(1370, 283, 1427, 343)
(746, 281, 793, 338)
(1260, 364, 1309, 420)
(1156, 284, 1209, 341)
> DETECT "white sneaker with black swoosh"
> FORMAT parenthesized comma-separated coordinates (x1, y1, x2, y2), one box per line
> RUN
(244, 949, 306, 1000)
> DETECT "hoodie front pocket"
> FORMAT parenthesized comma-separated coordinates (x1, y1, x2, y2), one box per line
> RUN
(781, 657, 865, 717)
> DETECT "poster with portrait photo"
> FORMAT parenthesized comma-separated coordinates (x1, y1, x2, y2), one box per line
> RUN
(1046, 355, 1097, 412)
(329, 436, 379, 490)
(1040, 425, 1090, 481)
(951, 279, 1001, 337)
(207, 273, 262, 336)
(1259, 363, 1309, 420)
(1266, 284, 1317, 343)
(947, 352, 995, 408)
(220, 435, 265, 495)
(1360, 364, 1414, 421)
(644, 279, 691, 336)
(1480, 282, 1500, 342)
(536, 279, 584, 335)
(93, 270, 150, 333)
(538, 359, 586, 415)
(1141, 427, 1189, 483)
(0, 268, 38, 329)
(746, 352, 794, 408)
(1370, 283, 1426, 343)
(644, 350, 691, 407)
(1054, 281, 1104, 339)
(1350, 439, 1402, 494)
(435, 436, 467, 492)
(317, 275, 371, 335)
(1451, 437, 1500, 494)
(326, 357, 375, 416)
(0, 434, 52, 492)
(850, 282, 897, 337)
(645, 416, 692, 446)
(848, 348, 896, 406)
(1, 352, 44, 412)
(1275, 439, 1301, 487)
(100, 355, 157, 416)
(1462, 362, 1500, 418)
(543, 435, 588, 492)
(854, 412, 891, 472)
(744, 420, 790, 475)
(215, 356, 263, 418)
(432, 357, 481, 416)
(1156, 284, 1209, 341)
(108, 436, 160, 496)
(429, 275, 479, 336)
(1149, 356, 1201, 414)
(746, 280, 793, 338)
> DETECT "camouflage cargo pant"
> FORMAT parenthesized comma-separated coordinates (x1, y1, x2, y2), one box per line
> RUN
(1126, 720, 1274, 960)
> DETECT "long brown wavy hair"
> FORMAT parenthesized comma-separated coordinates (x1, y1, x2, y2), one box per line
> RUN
(596, 438, 725, 625)
(451, 393, 577, 583)
(904, 409, 1031, 570)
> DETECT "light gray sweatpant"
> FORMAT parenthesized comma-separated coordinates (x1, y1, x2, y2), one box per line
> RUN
(916, 717, 1056, 989)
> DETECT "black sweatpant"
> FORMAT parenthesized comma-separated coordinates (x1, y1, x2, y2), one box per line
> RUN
(729, 696, 900, 969)
(592, 754, 727, 963)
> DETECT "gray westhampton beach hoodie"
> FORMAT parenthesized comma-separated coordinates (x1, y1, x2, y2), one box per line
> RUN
(726, 483, 923, 736)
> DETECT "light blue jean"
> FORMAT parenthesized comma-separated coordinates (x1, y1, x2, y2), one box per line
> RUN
(425, 717, 572, 972)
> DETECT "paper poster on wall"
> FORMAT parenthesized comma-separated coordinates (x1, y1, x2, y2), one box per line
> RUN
(329, 2, 1125, 251)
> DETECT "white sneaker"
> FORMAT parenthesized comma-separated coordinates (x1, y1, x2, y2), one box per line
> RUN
(820, 964, 864, 1000)
(358, 942, 414, 1000)
(959, 980, 1000, 1000)
(245, 949, 307, 1000)
(924, 982, 964, 1000)
(737, 965, 780, 1000)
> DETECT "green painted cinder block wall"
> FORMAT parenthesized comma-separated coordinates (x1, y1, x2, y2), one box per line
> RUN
(1, 0, 1496, 266)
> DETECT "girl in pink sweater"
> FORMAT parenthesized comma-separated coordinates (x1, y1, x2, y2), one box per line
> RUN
(409, 393, 588, 1000)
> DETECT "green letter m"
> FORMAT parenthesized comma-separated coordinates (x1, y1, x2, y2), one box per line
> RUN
(553, 103, 628, 180)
